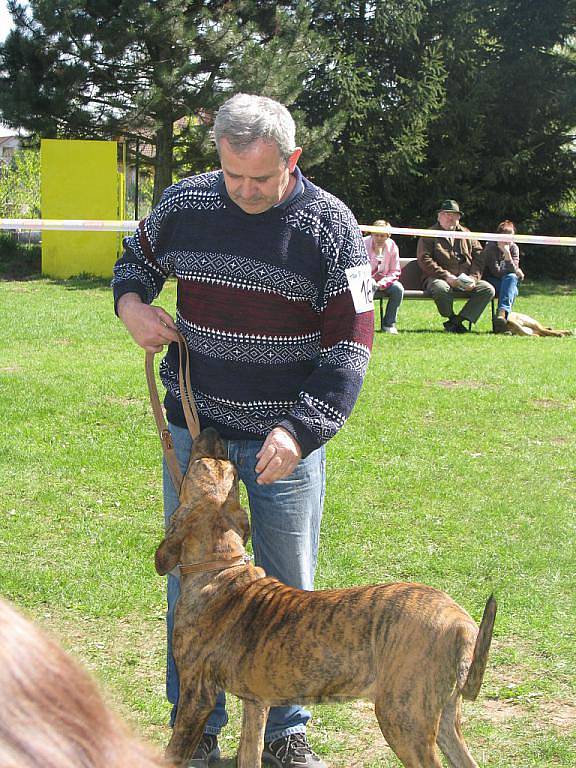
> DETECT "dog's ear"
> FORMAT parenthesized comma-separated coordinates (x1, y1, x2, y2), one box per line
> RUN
(155, 533, 184, 575)
(154, 512, 187, 575)
(222, 496, 251, 544)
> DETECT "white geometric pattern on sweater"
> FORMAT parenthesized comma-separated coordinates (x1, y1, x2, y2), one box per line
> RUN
(167, 251, 318, 303)
(284, 200, 365, 305)
(290, 393, 347, 442)
(178, 321, 321, 365)
(144, 175, 224, 249)
(160, 363, 345, 443)
(111, 262, 159, 303)
(319, 341, 371, 377)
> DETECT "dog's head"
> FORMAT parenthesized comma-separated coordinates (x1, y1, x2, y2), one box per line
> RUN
(155, 428, 250, 575)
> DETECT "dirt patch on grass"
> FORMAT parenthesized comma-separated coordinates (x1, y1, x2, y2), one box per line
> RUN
(436, 379, 494, 390)
(531, 398, 574, 410)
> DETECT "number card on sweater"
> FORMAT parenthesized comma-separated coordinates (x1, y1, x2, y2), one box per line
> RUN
(345, 264, 374, 313)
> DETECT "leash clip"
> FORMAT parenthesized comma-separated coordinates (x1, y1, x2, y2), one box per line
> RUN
(160, 429, 174, 449)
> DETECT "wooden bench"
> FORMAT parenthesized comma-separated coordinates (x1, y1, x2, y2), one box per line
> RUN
(373, 258, 497, 331)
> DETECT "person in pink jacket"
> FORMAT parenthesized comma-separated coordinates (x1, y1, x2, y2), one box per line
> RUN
(364, 219, 404, 333)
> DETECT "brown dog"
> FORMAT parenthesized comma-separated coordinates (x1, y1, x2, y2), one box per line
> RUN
(156, 428, 496, 768)
(505, 311, 572, 337)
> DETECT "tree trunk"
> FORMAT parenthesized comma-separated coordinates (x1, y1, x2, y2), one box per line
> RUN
(153, 119, 174, 205)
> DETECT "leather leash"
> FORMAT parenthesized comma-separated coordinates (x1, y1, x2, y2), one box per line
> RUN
(145, 330, 201, 494)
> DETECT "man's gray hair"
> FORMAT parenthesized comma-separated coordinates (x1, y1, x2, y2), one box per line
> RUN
(213, 94, 297, 163)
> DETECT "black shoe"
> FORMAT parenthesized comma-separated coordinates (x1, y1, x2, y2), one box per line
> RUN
(443, 316, 468, 334)
(493, 313, 508, 333)
(188, 733, 220, 767)
(263, 733, 327, 767)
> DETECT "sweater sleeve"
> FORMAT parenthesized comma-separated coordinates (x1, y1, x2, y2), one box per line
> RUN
(112, 186, 179, 314)
(276, 204, 374, 457)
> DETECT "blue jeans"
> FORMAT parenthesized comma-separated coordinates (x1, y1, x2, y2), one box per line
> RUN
(486, 273, 519, 314)
(163, 423, 326, 741)
(379, 280, 404, 327)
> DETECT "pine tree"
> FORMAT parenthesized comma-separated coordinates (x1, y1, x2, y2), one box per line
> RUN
(0, 1, 339, 202)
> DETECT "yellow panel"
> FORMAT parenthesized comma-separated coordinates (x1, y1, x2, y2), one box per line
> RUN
(41, 139, 124, 278)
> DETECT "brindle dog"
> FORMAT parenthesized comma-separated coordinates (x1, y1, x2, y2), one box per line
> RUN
(156, 428, 496, 768)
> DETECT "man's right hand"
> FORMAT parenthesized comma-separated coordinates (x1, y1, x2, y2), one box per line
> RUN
(117, 293, 179, 353)
(446, 274, 475, 292)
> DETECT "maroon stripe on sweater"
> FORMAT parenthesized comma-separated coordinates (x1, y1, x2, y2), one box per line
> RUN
(178, 283, 321, 335)
(322, 292, 374, 348)
(138, 220, 157, 265)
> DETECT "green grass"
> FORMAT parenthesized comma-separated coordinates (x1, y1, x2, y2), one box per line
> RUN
(0, 277, 575, 766)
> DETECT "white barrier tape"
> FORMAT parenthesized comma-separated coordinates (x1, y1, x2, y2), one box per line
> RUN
(0, 218, 574, 247)
(0, 218, 139, 232)
(361, 225, 576, 247)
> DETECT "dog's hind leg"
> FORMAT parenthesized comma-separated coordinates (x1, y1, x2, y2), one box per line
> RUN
(375, 699, 443, 768)
(437, 692, 478, 768)
(237, 699, 269, 768)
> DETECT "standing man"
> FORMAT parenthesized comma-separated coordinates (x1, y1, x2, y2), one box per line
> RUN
(417, 199, 494, 333)
(113, 94, 373, 768)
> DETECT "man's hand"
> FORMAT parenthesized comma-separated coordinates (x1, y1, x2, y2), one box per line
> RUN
(117, 293, 179, 353)
(447, 274, 475, 292)
(255, 427, 302, 485)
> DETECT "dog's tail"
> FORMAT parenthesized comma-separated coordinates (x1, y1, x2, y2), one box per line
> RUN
(459, 595, 497, 701)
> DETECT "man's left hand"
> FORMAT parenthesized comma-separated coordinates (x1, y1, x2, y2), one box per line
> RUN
(255, 427, 302, 484)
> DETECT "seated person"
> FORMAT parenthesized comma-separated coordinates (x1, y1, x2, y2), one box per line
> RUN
(417, 199, 494, 333)
(482, 219, 524, 333)
(0, 596, 169, 768)
(364, 219, 404, 334)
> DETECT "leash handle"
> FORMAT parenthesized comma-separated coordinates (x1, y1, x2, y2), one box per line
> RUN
(174, 332, 201, 440)
(145, 329, 201, 493)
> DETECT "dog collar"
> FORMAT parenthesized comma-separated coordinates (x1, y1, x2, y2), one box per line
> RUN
(179, 552, 252, 575)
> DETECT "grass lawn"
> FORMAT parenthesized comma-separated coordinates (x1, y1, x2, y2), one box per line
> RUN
(0, 276, 575, 766)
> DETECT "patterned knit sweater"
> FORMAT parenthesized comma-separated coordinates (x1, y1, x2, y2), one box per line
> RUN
(112, 168, 373, 457)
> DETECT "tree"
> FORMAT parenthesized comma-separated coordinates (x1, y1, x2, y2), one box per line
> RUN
(295, 1, 449, 224)
(0, 1, 341, 202)
(300, 0, 576, 239)
(413, 0, 576, 231)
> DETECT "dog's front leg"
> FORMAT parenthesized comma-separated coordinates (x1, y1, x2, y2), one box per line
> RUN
(237, 699, 269, 768)
(165, 688, 216, 766)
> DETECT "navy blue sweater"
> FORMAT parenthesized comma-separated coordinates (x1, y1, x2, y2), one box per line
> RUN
(113, 169, 373, 457)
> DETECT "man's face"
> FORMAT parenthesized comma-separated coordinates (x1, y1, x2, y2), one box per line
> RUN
(219, 138, 302, 215)
(438, 211, 461, 230)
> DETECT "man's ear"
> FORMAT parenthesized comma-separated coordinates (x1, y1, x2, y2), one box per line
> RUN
(287, 147, 302, 173)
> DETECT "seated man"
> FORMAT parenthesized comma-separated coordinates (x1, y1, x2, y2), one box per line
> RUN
(417, 200, 495, 333)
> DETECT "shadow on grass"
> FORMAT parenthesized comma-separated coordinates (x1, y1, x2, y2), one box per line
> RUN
(0, 271, 111, 291)
(518, 280, 576, 297)
(47, 274, 112, 291)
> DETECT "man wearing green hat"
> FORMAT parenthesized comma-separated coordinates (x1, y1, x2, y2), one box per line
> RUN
(417, 200, 494, 333)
